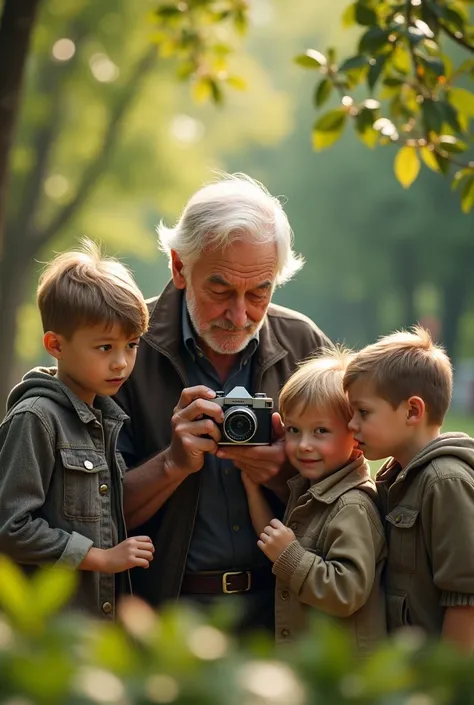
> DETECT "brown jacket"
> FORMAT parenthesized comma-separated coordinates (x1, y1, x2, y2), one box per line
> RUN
(115, 281, 331, 606)
(273, 455, 387, 654)
(376, 432, 474, 635)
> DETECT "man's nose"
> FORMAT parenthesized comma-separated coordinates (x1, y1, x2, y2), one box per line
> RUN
(227, 298, 248, 329)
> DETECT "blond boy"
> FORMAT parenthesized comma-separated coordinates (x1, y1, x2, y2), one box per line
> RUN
(242, 350, 386, 653)
(0, 240, 154, 620)
(344, 326, 474, 652)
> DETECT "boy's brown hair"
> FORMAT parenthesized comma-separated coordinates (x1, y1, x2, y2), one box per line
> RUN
(343, 325, 452, 426)
(279, 347, 354, 424)
(37, 239, 149, 339)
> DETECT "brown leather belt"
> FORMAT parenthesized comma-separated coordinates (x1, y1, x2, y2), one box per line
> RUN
(181, 568, 274, 595)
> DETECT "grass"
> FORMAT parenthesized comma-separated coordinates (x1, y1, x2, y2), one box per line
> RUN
(368, 410, 474, 476)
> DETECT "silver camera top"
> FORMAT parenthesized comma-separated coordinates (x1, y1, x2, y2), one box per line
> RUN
(214, 386, 273, 410)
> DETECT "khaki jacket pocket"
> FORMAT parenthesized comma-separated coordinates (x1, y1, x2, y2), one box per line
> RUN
(386, 590, 410, 630)
(386, 506, 419, 572)
(60, 448, 108, 521)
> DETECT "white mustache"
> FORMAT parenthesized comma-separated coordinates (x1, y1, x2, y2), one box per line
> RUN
(210, 320, 254, 332)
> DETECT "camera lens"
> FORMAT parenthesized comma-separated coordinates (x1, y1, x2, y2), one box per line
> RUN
(223, 407, 257, 443)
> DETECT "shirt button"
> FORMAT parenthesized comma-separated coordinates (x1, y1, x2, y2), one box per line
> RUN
(281, 629, 290, 638)
(224, 467, 232, 475)
(102, 601, 112, 615)
(99, 484, 108, 495)
(281, 590, 289, 600)
(395, 515, 402, 523)
(84, 460, 94, 470)
(233, 524, 240, 532)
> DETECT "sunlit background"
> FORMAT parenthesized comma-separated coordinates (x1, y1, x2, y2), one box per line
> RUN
(8, 0, 474, 445)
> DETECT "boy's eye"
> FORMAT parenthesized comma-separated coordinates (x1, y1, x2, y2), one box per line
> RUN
(358, 409, 368, 417)
(285, 426, 299, 434)
(128, 341, 140, 349)
(98, 344, 111, 351)
(315, 427, 329, 434)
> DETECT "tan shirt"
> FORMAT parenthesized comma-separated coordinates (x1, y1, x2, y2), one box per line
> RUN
(273, 455, 387, 654)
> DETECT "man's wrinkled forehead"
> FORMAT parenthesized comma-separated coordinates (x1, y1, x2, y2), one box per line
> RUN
(207, 273, 273, 291)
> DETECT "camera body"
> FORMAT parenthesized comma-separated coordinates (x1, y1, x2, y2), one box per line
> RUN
(214, 386, 273, 445)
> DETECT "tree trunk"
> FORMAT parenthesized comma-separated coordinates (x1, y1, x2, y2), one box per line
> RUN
(393, 241, 417, 327)
(0, 0, 42, 255)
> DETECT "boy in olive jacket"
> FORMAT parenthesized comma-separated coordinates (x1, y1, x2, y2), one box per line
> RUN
(0, 241, 154, 619)
(242, 350, 387, 654)
(345, 326, 474, 653)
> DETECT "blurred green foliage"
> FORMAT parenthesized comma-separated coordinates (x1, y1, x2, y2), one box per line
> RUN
(296, 0, 474, 211)
(1, 556, 474, 704)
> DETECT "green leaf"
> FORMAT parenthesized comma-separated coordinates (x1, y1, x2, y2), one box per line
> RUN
(422, 99, 444, 134)
(32, 565, 77, 619)
(226, 75, 247, 90)
(356, 107, 379, 148)
(394, 146, 421, 187)
(391, 45, 411, 74)
(0, 556, 33, 628)
(314, 78, 333, 107)
(192, 76, 212, 103)
(449, 87, 474, 118)
(419, 54, 446, 79)
(358, 27, 391, 54)
(367, 55, 387, 91)
(460, 176, 474, 213)
(438, 135, 468, 153)
(355, 3, 377, 25)
(312, 109, 347, 150)
(341, 2, 356, 27)
(339, 55, 369, 72)
(420, 146, 441, 172)
(294, 49, 327, 69)
(452, 167, 474, 191)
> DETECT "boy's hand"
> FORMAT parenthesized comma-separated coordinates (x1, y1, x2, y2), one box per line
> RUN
(241, 470, 260, 495)
(103, 536, 155, 573)
(257, 518, 296, 563)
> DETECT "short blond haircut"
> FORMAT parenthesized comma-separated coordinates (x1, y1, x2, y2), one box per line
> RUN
(279, 347, 354, 424)
(343, 326, 452, 425)
(37, 239, 149, 339)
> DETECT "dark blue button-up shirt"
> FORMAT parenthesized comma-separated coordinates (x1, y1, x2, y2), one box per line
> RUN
(181, 299, 269, 572)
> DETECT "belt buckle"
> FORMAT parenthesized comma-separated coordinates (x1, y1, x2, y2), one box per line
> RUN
(222, 570, 251, 594)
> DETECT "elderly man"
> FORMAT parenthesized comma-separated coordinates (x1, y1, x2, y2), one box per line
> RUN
(116, 173, 331, 633)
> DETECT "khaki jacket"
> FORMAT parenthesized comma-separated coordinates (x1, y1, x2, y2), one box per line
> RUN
(376, 432, 474, 635)
(273, 455, 387, 654)
(115, 281, 331, 606)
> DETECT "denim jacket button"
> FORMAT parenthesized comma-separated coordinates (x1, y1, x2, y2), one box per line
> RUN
(84, 460, 94, 470)
(99, 484, 109, 495)
(102, 601, 112, 615)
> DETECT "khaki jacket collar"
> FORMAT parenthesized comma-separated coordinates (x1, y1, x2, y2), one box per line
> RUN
(143, 280, 288, 369)
(288, 453, 373, 505)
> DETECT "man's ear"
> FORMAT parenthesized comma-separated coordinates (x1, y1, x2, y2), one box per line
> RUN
(43, 331, 64, 360)
(170, 250, 186, 290)
(406, 396, 425, 425)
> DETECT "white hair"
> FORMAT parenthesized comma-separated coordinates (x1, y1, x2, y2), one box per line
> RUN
(157, 173, 304, 286)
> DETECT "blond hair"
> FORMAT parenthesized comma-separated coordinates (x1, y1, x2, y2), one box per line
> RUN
(37, 239, 149, 339)
(343, 326, 452, 425)
(279, 347, 354, 424)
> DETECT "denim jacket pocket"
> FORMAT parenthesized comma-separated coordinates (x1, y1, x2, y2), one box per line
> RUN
(60, 448, 108, 521)
(386, 506, 419, 572)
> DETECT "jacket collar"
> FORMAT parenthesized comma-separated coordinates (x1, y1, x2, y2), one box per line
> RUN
(288, 453, 373, 504)
(143, 280, 288, 369)
(42, 369, 129, 425)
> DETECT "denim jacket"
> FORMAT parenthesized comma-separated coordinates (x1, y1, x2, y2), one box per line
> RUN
(0, 367, 129, 620)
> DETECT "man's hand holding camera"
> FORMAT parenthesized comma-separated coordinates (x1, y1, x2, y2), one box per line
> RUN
(165, 385, 289, 488)
(164, 386, 223, 477)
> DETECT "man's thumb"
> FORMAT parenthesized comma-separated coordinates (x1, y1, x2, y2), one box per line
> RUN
(272, 412, 285, 439)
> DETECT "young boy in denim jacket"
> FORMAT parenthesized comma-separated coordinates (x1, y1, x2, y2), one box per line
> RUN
(242, 350, 386, 654)
(0, 240, 154, 620)
(344, 326, 474, 652)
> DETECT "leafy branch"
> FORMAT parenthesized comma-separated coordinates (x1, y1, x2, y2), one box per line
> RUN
(295, 0, 474, 213)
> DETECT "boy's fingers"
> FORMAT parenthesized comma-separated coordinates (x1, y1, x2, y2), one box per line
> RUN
(270, 518, 283, 529)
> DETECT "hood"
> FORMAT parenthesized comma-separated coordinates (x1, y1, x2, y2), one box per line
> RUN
(405, 432, 474, 474)
(7, 367, 69, 412)
(6, 366, 127, 421)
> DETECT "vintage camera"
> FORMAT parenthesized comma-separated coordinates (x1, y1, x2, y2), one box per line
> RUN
(213, 386, 273, 445)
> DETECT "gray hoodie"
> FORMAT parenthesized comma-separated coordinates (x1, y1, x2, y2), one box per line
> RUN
(0, 367, 129, 619)
(376, 432, 474, 634)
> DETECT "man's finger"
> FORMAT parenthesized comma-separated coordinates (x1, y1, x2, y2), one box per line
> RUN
(179, 418, 221, 443)
(174, 386, 216, 413)
(178, 398, 224, 424)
